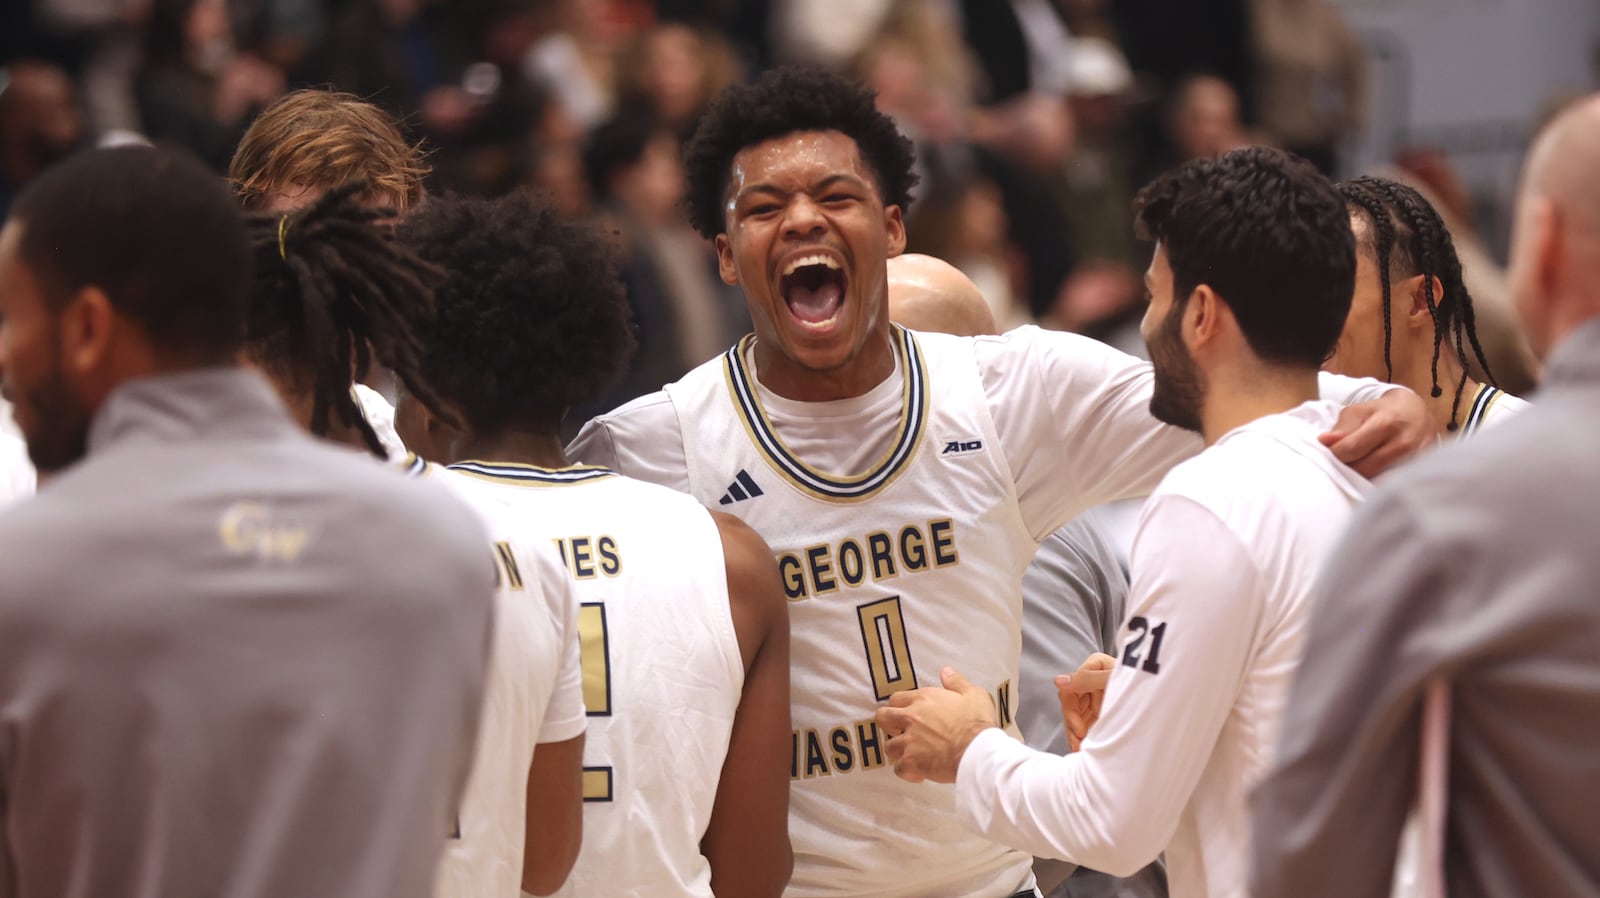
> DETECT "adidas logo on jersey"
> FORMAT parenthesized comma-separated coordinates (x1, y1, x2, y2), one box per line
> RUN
(940, 439, 984, 456)
(718, 469, 765, 505)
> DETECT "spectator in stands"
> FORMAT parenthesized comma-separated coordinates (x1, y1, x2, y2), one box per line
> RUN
(0, 59, 85, 222)
(1248, 0, 1367, 174)
(615, 21, 741, 137)
(295, 0, 456, 128)
(580, 107, 745, 417)
(136, 0, 284, 170)
(1166, 75, 1253, 167)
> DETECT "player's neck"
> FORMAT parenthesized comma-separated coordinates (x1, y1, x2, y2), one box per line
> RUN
(1406, 351, 1476, 436)
(751, 327, 897, 402)
(1200, 369, 1320, 446)
(279, 386, 377, 454)
(451, 431, 570, 469)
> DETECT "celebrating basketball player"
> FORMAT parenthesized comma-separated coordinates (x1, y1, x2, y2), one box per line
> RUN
(568, 67, 1431, 898)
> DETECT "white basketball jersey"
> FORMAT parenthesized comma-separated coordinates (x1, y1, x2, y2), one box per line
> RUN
(352, 384, 408, 461)
(423, 464, 586, 898)
(1460, 384, 1530, 438)
(665, 327, 1037, 898)
(435, 462, 743, 898)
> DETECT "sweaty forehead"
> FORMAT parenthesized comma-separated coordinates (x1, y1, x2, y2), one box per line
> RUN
(726, 130, 875, 198)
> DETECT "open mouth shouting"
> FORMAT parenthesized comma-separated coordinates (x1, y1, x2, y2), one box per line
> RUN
(779, 252, 849, 334)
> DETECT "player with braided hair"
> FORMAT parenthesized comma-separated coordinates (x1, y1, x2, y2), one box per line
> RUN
(1327, 175, 1529, 435)
(244, 182, 452, 458)
(230, 88, 431, 458)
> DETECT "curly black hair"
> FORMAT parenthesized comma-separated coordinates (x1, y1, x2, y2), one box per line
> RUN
(397, 192, 637, 437)
(1134, 146, 1355, 368)
(681, 65, 919, 238)
(1337, 176, 1495, 431)
(246, 182, 450, 458)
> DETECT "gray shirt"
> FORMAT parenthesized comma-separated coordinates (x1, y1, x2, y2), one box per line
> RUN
(1251, 318, 1600, 898)
(1018, 514, 1128, 758)
(1020, 515, 1167, 898)
(0, 369, 495, 898)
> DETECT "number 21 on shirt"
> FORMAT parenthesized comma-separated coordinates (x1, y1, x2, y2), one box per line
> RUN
(1122, 615, 1167, 674)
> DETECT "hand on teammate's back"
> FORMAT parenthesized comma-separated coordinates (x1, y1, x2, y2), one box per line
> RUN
(877, 667, 1000, 784)
(1057, 653, 1117, 752)
(1319, 388, 1436, 478)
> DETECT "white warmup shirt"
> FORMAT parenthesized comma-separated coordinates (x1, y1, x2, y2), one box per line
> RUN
(954, 400, 1372, 898)
(570, 326, 1394, 898)
(416, 463, 587, 898)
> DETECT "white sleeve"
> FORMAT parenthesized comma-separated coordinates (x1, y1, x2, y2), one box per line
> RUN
(977, 327, 1200, 540)
(536, 555, 586, 744)
(1316, 371, 1403, 405)
(566, 392, 691, 493)
(978, 329, 1404, 541)
(955, 493, 1263, 876)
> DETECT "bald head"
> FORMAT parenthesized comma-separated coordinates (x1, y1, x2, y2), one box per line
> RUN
(886, 254, 998, 338)
(1508, 94, 1600, 357)
(1524, 95, 1600, 228)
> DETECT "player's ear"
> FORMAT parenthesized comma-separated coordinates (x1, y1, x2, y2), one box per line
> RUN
(1404, 274, 1444, 331)
(715, 233, 739, 286)
(1186, 284, 1218, 345)
(59, 285, 117, 380)
(884, 204, 907, 257)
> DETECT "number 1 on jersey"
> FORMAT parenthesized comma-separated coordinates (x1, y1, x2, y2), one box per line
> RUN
(857, 596, 918, 701)
(578, 603, 615, 801)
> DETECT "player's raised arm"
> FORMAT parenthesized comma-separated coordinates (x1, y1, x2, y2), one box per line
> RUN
(702, 513, 793, 898)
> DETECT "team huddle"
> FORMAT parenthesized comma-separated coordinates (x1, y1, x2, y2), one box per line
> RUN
(6, 65, 1591, 898)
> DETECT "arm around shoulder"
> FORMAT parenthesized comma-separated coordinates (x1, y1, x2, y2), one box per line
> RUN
(703, 512, 793, 898)
(977, 327, 1201, 533)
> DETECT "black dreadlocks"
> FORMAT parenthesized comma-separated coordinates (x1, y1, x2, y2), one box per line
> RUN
(1337, 176, 1497, 431)
(245, 182, 453, 457)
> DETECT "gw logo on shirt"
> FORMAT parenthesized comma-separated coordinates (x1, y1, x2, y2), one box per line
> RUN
(940, 439, 983, 456)
(218, 501, 310, 563)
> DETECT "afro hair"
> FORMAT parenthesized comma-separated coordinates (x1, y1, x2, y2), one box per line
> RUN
(398, 192, 638, 436)
(682, 65, 919, 238)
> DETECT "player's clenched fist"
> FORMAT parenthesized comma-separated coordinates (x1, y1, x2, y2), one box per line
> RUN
(876, 667, 999, 784)
(1056, 652, 1117, 752)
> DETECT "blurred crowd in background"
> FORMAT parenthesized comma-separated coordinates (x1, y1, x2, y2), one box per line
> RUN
(1, 0, 1594, 414)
